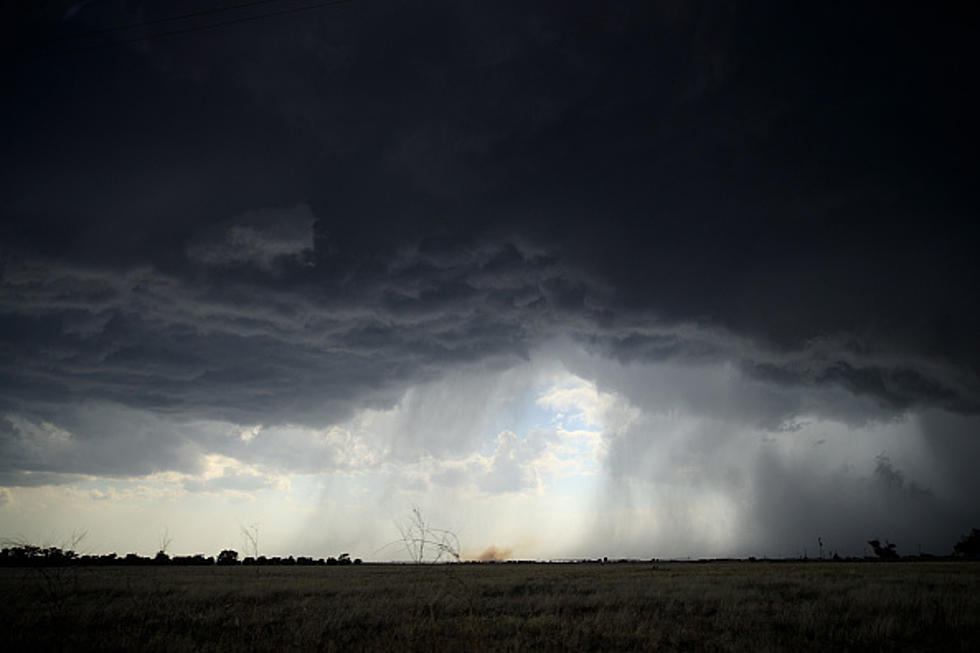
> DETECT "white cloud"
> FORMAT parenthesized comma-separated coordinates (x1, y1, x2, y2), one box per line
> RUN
(181, 454, 289, 495)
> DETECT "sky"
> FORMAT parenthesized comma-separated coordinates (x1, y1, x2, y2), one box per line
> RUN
(1, 1, 978, 561)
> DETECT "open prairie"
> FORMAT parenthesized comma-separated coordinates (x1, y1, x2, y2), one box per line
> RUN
(2, 561, 978, 651)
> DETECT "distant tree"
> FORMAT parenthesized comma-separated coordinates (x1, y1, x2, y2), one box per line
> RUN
(338, 553, 351, 566)
(154, 550, 171, 565)
(0, 545, 37, 566)
(217, 549, 239, 565)
(868, 539, 899, 559)
(953, 528, 980, 558)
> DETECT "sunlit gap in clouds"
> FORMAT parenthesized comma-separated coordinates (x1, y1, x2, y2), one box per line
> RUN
(287, 343, 779, 562)
(299, 349, 612, 562)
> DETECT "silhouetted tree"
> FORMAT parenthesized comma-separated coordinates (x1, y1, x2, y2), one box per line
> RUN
(868, 539, 899, 559)
(217, 549, 239, 565)
(953, 528, 980, 558)
(0, 544, 85, 567)
(173, 554, 211, 565)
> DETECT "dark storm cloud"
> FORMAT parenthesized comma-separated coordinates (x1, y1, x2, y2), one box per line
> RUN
(186, 204, 316, 271)
(0, 405, 204, 479)
(1, 1, 978, 481)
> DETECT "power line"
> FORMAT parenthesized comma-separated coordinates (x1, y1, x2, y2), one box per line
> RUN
(18, 0, 354, 61)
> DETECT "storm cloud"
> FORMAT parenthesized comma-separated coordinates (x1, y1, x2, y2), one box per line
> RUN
(1, 1, 977, 558)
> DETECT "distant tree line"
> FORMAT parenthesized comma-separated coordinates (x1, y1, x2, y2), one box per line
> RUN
(4, 528, 979, 567)
(0, 545, 362, 567)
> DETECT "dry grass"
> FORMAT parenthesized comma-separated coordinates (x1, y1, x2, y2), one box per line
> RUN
(2, 561, 978, 651)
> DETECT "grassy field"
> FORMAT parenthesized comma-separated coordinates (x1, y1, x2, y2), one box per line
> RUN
(2, 561, 978, 651)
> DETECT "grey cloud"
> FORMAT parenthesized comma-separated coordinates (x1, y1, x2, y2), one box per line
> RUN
(742, 447, 957, 558)
(871, 453, 931, 501)
(1, 241, 977, 484)
(0, 249, 546, 430)
(0, 405, 204, 479)
(914, 411, 980, 508)
(187, 205, 316, 271)
(813, 362, 976, 414)
(585, 330, 980, 423)
(0, 471, 89, 488)
(573, 345, 979, 557)
(594, 410, 970, 558)
(429, 466, 470, 489)
(349, 361, 553, 464)
(426, 429, 553, 496)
